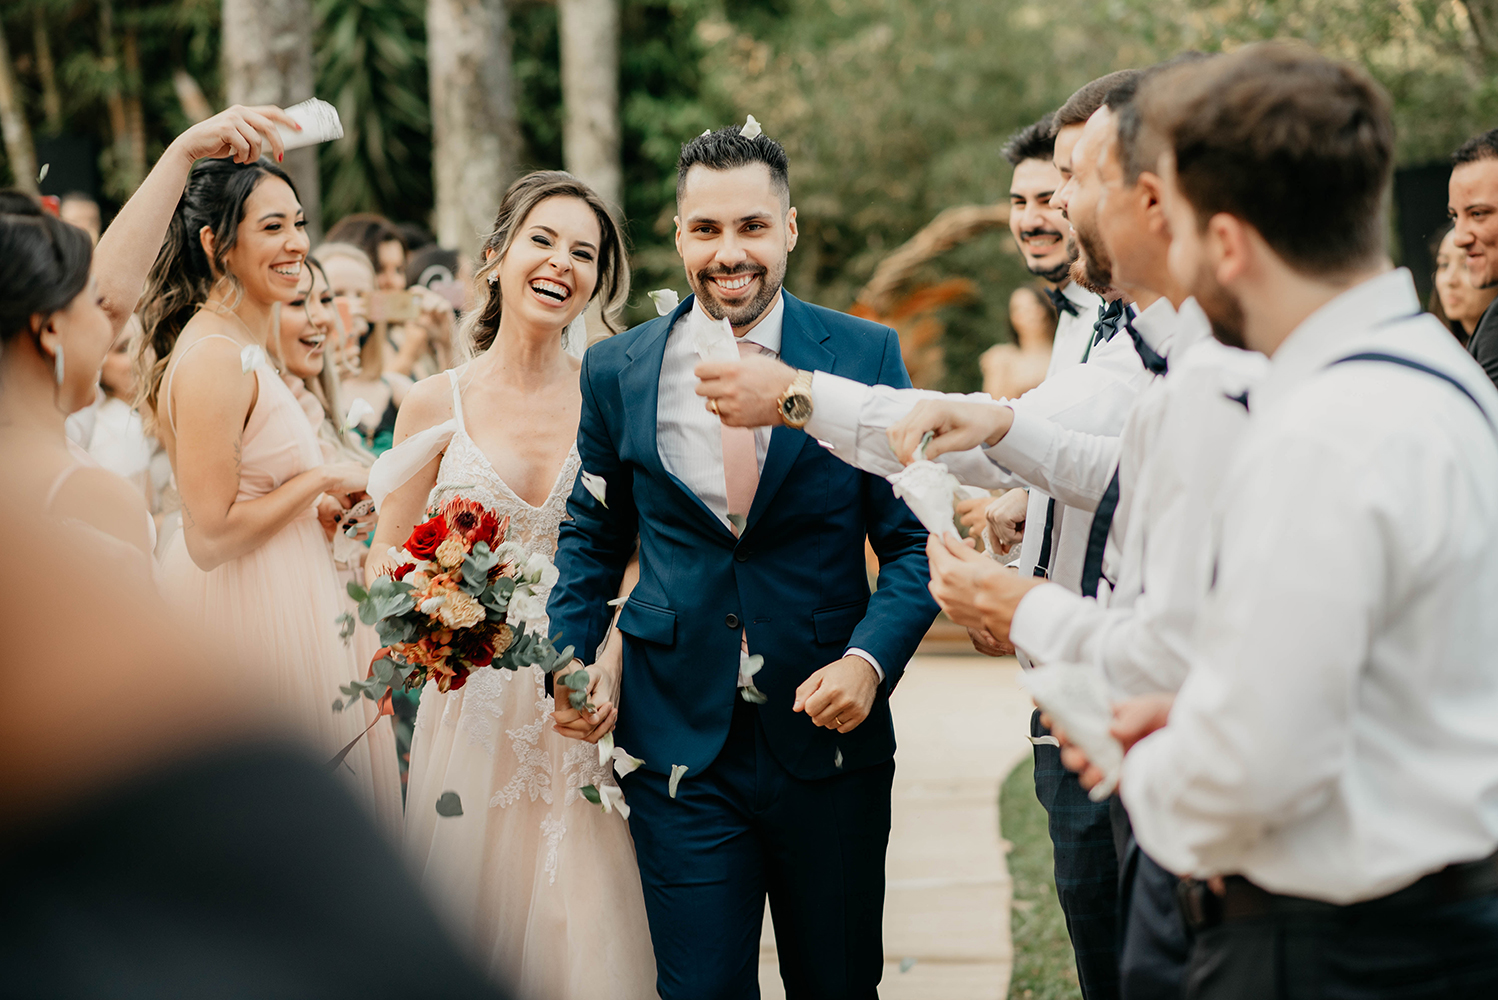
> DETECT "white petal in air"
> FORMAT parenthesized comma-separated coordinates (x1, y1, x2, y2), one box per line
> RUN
(612, 747, 646, 778)
(648, 289, 680, 317)
(580, 470, 608, 508)
(737, 652, 764, 688)
(344, 396, 375, 431)
(599, 783, 631, 820)
(598, 730, 615, 767)
(740, 114, 763, 140)
(240, 344, 268, 374)
(669, 764, 688, 799)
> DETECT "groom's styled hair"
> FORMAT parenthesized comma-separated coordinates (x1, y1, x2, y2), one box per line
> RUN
(676, 127, 790, 206)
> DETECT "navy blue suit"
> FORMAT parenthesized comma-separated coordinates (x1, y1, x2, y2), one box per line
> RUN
(547, 292, 939, 999)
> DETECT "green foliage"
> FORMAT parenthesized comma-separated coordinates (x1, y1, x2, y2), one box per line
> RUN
(1001, 755, 1082, 1000)
(314, 0, 433, 224)
(435, 790, 464, 815)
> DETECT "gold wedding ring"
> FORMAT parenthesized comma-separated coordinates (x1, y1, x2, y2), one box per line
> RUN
(835, 716, 844, 727)
(710, 398, 720, 416)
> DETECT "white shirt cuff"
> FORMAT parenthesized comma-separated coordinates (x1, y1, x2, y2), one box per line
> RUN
(1008, 582, 1080, 668)
(982, 406, 1052, 475)
(845, 647, 885, 682)
(804, 371, 872, 448)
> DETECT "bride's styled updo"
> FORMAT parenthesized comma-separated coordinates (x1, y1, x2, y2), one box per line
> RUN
(461, 171, 629, 356)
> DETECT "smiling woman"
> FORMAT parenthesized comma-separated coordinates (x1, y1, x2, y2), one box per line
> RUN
(135, 155, 402, 832)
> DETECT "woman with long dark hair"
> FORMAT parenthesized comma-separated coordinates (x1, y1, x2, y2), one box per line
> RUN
(1, 106, 297, 559)
(138, 151, 400, 829)
(364, 171, 653, 996)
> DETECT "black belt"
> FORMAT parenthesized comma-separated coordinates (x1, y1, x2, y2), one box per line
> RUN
(1177, 848, 1498, 931)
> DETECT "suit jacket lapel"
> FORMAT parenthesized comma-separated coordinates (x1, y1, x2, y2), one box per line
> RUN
(744, 294, 834, 534)
(620, 295, 736, 538)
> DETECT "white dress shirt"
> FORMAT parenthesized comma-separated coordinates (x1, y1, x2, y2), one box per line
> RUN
(658, 292, 884, 679)
(1005, 299, 1268, 698)
(1123, 269, 1498, 903)
(802, 294, 1149, 602)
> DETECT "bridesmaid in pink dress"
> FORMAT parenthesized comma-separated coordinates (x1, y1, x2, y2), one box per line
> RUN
(139, 155, 401, 829)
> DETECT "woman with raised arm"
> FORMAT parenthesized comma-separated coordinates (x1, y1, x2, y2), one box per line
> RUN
(0, 108, 300, 560)
(138, 148, 400, 829)
(364, 171, 654, 997)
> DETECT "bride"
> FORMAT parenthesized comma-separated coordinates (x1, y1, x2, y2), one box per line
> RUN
(365, 171, 655, 998)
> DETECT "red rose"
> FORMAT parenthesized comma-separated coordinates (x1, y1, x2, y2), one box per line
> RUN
(468, 634, 495, 668)
(391, 563, 415, 581)
(406, 515, 449, 561)
(473, 511, 501, 548)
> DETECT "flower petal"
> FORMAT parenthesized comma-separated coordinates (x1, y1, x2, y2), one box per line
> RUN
(344, 396, 376, 431)
(580, 470, 609, 508)
(647, 288, 680, 317)
(611, 747, 646, 778)
(598, 731, 615, 767)
(668, 764, 688, 799)
(740, 114, 763, 140)
(600, 783, 630, 819)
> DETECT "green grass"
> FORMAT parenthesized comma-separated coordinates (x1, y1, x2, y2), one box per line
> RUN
(1001, 755, 1084, 1000)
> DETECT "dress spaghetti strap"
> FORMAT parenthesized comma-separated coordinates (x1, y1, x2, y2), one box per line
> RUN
(446, 367, 466, 433)
(164, 333, 250, 434)
(43, 462, 85, 512)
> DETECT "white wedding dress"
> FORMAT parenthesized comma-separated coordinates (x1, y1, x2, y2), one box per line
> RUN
(381, 368, 657, 999)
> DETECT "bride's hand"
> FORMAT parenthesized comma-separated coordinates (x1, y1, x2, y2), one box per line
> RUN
(552, 635, 622, 743)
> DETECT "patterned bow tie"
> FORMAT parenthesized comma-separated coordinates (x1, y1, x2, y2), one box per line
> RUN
(1046, 286, 1080, 317)
(1123, 315, 1168, 375)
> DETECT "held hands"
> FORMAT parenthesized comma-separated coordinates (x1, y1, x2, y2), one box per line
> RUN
(169, 105, 301, 165)
(887, 399, 1016, 465)
(1053, 692, 1175, 792)
(552, 634, 623, 743)
(967, 626, 1014, 657)
(695, 354, 798, 427)
(794, 654, 880, 733)
(926, 533, 1044, 640)
(985, 488, 1028, 555)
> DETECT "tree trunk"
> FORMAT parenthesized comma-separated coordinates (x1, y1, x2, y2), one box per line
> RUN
(427, 0, 523, 258)
(222, 0, 322, 240)
(0, 10, 39, 194)
(1464, 0, 1498, 62)
(558, 0, 621, 209)
(33, 13, 62, 134)
(123, 27, 147, 193)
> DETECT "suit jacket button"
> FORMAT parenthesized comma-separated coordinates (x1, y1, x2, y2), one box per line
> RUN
(725, 614, 741, 629)
(735, 549, 750, 562)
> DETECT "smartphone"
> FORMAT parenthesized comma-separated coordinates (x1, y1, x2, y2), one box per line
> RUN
(368, 289, 423, 324)
(426, 279, 467, 312)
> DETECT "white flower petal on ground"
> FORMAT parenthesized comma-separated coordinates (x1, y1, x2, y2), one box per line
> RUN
(668, 764, 688, 799)
(612, 747, 646, 778)
(599, 783, 631, 820)
(740, 114, 763, 140)
(598, 731, 615, 767)
(343, 396, 375, 432)
(580, 470, 609, 508)
(648, 288, 680, 316)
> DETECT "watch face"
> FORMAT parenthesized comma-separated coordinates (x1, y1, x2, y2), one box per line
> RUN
(783, 393, 813, 424)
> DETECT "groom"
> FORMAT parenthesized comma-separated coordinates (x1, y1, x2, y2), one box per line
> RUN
(547, 125, 939, 999)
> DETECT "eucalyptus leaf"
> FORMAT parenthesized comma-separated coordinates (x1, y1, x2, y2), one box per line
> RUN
(579, 784, 602, 805)
(332, 698, 345, 712)
(346, 581, 369, 603)
(435, 791, 464, 817)
(900, 957, 916, 973)
(336, 611, 355, 643)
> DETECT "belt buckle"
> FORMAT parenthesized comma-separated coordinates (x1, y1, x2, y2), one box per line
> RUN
(1176, 877, 1222, 930)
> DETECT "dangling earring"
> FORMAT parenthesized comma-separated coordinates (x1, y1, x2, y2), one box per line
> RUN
(53, 342, 65, 386)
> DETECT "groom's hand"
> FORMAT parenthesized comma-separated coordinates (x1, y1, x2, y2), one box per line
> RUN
(887, 399, 1015, 464)
(695, 354, 797, 427)
(793, 655, 879, 733)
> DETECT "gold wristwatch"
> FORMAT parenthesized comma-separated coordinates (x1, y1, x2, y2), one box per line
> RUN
(779, 369, 815, 429)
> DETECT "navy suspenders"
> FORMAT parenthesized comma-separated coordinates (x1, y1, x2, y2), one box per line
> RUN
(1326, 352, 1495, 431)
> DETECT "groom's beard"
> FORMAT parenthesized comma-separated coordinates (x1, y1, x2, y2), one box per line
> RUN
(692, 257, 786, 329)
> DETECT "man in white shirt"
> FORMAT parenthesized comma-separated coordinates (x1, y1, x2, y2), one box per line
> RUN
(696, 73, 1152, 1000)
(989, 44, 1498, 999)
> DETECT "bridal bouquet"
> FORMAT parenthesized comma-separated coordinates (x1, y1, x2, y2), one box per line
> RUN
(335, 496, 575, 712)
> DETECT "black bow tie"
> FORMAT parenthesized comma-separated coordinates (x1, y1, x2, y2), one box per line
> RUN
(1046, 286, 1080, 317)
(1092, 299, 1126, 345)
(1123, 314, 1168, 375)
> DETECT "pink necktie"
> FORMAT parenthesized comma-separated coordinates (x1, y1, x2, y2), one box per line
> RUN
(721, 340, 765, 536)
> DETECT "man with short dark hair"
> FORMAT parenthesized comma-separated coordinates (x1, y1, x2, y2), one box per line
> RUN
(1450, 127, 1498, 390)
(548, 122, 939, 1000)
(1050, 43, 1498, 998)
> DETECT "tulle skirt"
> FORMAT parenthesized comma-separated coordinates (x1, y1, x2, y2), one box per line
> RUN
(159, 510, 403, 835)
(404, 656, 659, 999)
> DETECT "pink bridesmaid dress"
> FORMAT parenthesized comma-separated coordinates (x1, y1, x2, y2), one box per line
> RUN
(157, 334, 402, 832)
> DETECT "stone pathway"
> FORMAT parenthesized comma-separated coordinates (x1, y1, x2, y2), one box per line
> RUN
(758, 655, 1034, 999)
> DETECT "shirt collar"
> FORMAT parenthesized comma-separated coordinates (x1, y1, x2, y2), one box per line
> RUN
(1061, 280, 1102, 312)
(1129, 296, 1183, 357)
(1255, 268, 1419, 414)
(691, 290, 786, 356)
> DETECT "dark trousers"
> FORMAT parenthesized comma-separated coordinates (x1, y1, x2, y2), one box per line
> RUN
(623, 698, 894, 1000)
(1186, 893, 1498, 999)
(1115, 814, 1191, 1000)
(1032, 709, 1123, 1000)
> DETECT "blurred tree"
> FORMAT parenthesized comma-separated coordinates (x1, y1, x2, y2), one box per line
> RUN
(559, 0, 621, 208)
(222, 0, 321, 237)
(314, 0, 433, 228)
(427, 0, 524, 257)
(0, 9, 40, 194)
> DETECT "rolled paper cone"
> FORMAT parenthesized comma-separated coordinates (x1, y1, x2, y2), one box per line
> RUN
(278, 98, 345, 151)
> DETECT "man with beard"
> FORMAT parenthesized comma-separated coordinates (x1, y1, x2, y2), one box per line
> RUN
(696, 76, 1152, 1000)
(1450, 128, 1498, 390)
(1048, 45, 1498, 998)
(547, 123, 939, 1000)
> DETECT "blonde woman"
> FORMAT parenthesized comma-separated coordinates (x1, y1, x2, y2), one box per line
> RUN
(364, 171, 654, 997)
